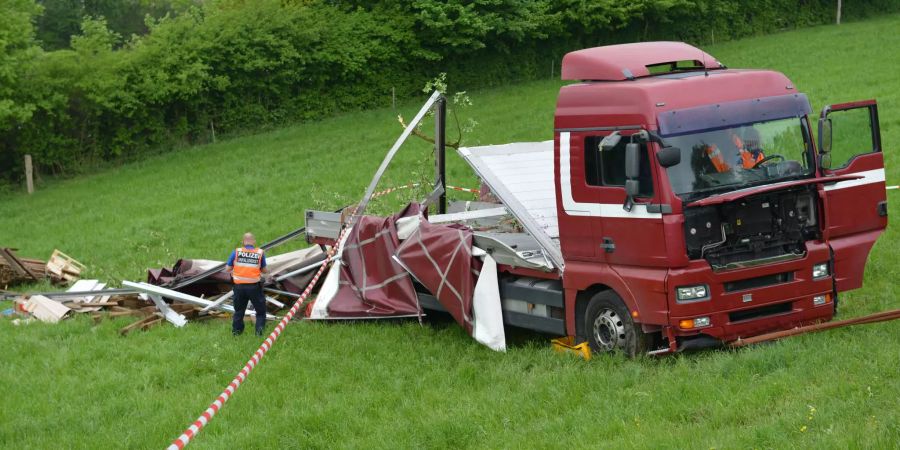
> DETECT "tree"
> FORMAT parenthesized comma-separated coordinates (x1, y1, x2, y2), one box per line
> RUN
(0, 0, 43, 128)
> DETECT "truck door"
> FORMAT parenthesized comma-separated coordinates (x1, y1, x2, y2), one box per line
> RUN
(568, 131, 668, 267)
(818, 100, 887, 292)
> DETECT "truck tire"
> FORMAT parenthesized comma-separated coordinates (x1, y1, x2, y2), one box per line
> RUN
(584, 290, 648, 357)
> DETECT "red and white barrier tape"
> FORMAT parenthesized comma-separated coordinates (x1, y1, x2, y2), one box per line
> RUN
(447, 185, 480, 195)
(369, 183, 479, 198)
(166, 225, 350, 449)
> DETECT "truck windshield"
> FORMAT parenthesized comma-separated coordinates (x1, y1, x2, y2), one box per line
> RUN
(663, 117, 814, 200)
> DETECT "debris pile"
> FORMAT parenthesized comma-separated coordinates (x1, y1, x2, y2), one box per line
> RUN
(2, 244, 328, 335)
(0, 247, 83, 287)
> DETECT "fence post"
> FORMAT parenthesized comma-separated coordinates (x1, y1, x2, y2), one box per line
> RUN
(24, 154, 34, 195)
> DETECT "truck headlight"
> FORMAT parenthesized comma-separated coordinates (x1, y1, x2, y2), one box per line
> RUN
(676, 285, 709, 303)
(812, 263, 829, 279)
(678, 316, 711, 329)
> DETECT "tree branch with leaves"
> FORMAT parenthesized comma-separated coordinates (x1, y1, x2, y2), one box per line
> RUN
(397, 73, 477, 150)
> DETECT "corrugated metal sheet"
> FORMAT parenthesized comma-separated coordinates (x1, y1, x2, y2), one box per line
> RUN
(457, 141, 563, 270)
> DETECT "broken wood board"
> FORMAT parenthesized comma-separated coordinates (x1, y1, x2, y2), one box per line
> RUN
(119, 315, 164, 336)
(24, 295, 71, 323)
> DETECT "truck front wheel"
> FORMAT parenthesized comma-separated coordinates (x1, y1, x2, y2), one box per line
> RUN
(584, 291, 647, 357)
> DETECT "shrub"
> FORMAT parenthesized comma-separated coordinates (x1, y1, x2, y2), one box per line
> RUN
(1, 0, 896, 182)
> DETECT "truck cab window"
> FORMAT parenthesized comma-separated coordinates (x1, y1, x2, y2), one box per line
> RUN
(826, 107, 877, 169)
(584, 136, 654, 196)
(663, 117, 813, 200)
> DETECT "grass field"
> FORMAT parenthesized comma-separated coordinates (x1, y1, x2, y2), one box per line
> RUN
(2, 16, 900, 449)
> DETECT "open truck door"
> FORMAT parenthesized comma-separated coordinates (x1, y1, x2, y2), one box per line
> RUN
(818, 100, 887, 292)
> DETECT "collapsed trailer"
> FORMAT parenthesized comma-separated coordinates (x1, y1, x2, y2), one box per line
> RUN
(305, 41, 890, 356)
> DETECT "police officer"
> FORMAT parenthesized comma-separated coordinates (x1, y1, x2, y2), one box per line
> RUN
(225, 232, 269, 336)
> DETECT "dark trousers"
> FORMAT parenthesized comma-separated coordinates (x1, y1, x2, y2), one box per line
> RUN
(232, 282, 267, 334)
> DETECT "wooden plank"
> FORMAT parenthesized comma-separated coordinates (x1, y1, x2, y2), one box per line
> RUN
(108, 310, 144, 318)
(119, 315, 161, 336)
(0, 248, 40, 281)
(63, 301, 120, 307)
(140, 317, 164, 331)
(24, 295, 72, 323)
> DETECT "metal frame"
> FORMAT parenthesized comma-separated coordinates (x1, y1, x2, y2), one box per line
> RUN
(434, 96, 447, 214)
(122, 281, 275, 319)
(352, 91, 442, 223)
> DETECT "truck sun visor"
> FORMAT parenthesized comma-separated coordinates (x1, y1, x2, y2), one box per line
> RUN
(657, 93, 812, 137)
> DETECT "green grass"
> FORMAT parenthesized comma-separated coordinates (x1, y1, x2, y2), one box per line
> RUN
(2, 16, 900, 449)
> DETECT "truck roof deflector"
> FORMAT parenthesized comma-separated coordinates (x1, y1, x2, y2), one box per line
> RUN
(687, 175, 862, 207)
(561, 41, 722, 81)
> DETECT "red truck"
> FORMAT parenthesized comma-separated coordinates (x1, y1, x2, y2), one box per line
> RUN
(308, 41, 888, 355)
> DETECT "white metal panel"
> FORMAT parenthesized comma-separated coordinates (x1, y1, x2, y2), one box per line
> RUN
(457, 141, 563, 269)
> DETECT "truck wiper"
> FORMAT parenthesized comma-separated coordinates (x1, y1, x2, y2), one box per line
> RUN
(685, 184, 741, 199)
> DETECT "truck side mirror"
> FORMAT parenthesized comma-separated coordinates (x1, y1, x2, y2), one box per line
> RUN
(818, 117, 833, 154)
(599, 131, 622, 150)
(656, 146, 681, 168)
(623, 142, 640, 212)
(625, 143, 640, 179)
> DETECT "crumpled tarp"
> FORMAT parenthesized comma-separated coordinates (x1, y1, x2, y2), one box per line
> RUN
(148, 259, 231, 297)
(309, 203, 506, 351)
(147, 246, 326, 297)
(395, 216, 506, 351)
(311, 203, 422, 318)
(395, 219, 478, 333)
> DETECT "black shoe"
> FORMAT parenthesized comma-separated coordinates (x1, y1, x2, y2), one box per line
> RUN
(255, 329, 264, 337)
(233, 330, 243, 336)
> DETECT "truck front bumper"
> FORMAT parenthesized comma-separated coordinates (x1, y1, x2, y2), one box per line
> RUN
(666, 241, 835, 343)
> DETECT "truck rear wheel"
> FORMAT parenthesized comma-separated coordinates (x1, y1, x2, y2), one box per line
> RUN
(584, 291, 647, 357)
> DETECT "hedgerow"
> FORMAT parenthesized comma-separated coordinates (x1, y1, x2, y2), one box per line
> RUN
(1, 0, 896, 181)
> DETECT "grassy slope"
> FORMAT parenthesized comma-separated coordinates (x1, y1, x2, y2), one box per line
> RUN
(2, 16, 899, 449)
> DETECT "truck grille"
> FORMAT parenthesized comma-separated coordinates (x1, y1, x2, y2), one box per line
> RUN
(723, 271, 794, 292)
(728, 302, 793, 323)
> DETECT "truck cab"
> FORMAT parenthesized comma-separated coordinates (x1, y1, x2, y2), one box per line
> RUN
(553, 42, 887, 354)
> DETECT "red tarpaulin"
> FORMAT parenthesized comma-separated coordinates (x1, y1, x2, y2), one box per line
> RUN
(322, 203, 422, 318)
(395, 219, 479, 333)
